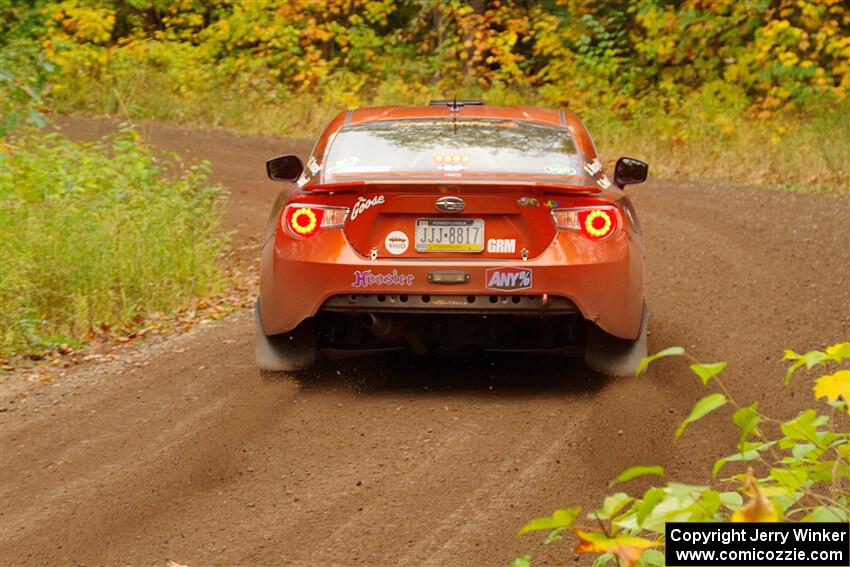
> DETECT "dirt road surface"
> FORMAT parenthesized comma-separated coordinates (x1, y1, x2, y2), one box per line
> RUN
(2, 117, 848, 566)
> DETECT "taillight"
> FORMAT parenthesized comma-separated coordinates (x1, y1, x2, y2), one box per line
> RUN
(551, 206, 620, 240)
(282, 205, 348, 238)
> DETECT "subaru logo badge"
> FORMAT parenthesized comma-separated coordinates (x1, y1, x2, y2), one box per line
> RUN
(435, 196, 465, 213)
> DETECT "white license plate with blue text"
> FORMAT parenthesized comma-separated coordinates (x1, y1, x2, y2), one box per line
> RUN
(415, 218, 484, 253)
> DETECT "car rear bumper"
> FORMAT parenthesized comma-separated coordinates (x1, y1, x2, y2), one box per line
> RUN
(320, 293, 579, 314)
(259, 230, 643, 339)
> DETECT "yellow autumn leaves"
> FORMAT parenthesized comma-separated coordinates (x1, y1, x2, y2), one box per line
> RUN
(32, 0, 850, 113)
(731, 468, 780, 523)
(815, 370, 850, 414)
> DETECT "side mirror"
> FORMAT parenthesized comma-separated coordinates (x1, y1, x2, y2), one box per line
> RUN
(614, 157, 648, 189)
(266, 155, 304, 183)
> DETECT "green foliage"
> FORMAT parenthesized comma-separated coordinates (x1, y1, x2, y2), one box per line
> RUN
(730, 403, 761, 450)
(507, 556, 531, 567)
(2, 0, 849, 189)
(785, 343, 850, 384)
(635, 346, 683, 376)
(518, 507, 580, 537)
(609, 466, 665, 488)
(0, 43, 53, 138)
(0, 125, 227, 356)
(689, 362, 726, 385)
(29, 0, 847, 111)
(675, 393, 727, 438)
(515, 343, 850, 566)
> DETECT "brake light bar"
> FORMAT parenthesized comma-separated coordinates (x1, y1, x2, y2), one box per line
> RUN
(282, 204, 348, 238)
(551, 206, 620, 240)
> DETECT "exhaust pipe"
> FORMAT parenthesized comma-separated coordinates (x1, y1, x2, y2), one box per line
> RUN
(362, 313, 401, 339)
(363, 314, 428, 355)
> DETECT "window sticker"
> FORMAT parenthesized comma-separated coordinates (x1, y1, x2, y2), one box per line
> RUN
(434, 155, 471, 164)
(330, 165, 392, 174)
(331, 156, 358, 169)
(389, 120, 519, 129)
(544, 165, 577, 175)
(584, 158, 603, 176)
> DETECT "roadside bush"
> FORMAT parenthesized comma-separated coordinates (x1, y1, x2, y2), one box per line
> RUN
(581, 97, 850, 192)
(1, 0, 847, 190)
(514, 343, 849, 567)
(0, 125, 227, 356)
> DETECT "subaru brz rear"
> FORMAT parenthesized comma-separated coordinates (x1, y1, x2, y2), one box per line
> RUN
(257, 104, 648, 375)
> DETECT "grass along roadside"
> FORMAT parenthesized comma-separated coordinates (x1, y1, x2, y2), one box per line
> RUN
(0, 124, 231, 361)
(0, 263, 258, 383)
(53, 81, 850, 195)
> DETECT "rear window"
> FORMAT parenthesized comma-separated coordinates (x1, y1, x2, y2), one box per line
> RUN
(323, 118, 584, 182)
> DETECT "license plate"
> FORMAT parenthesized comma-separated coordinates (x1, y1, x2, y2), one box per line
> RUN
(415, 218, 484, 253)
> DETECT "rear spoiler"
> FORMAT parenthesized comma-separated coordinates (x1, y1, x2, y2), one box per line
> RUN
(302, 179, 601, 194)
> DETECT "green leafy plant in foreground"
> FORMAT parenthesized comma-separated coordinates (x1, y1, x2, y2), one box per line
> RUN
(515, 343, 850, 567)
(0, 125, 228, 356)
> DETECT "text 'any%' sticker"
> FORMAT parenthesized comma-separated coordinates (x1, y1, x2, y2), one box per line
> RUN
(485, 267, 532, 291)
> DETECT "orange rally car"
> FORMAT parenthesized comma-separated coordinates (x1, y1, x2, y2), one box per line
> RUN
(256, 100, 649, 375)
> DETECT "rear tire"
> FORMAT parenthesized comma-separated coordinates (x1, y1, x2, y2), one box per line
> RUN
(255, 301, 316, 371)
(584, 302, 648, 377)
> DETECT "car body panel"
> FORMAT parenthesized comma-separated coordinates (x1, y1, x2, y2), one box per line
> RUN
(342, 189, 558, 260)
(258, 104, 644, 349)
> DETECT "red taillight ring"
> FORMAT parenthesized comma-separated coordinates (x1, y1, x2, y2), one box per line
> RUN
(290, 207, 318, 235)
(282, 204, 349, 238)
(551, 206, 620, 240)
(584, 209, 612, 238)
(282, 205, 326, 238)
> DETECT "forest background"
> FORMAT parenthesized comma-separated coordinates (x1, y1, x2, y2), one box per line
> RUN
(3, 0, 849, 190)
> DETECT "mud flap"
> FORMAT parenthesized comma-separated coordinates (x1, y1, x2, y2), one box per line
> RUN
(254, 302, 316, 371)
(584, 302, 648, 377)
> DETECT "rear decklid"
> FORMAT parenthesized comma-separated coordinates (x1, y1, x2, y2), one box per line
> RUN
(336, 183, 587, 260)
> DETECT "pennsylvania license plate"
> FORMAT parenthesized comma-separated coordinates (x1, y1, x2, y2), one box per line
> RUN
(415, 218, 484, 253)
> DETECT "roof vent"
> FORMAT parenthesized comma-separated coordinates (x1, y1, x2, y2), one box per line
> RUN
(429, 98, 484, 113)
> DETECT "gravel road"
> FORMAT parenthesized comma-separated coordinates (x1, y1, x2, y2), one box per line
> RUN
(1, 117, 847, 566)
